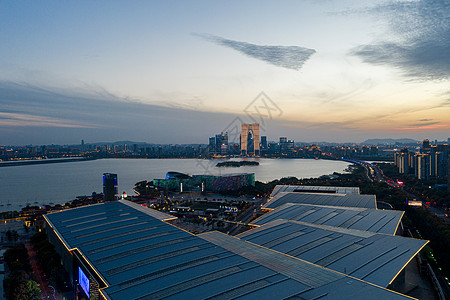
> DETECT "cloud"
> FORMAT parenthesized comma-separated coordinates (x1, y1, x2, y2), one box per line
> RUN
(351, 0, 450, 80)
(0, 81, 248, 145)
(196, 34, 316, 71)
(0, 112, 95, 128)
(409, 121, 440, 127)
(395, 124, 450, 131)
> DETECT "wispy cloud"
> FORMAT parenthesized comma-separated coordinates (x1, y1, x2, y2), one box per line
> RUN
(0, 81, 246, 144)
(395, 124, 450, 131)
(196, 34, 316, 71)
(351, 0, 450, 80)
(0, 112, 96, 128)
(409, 121, 440, 127)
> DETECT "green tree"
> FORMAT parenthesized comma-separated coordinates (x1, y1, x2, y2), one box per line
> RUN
(25, 280, 41, 300)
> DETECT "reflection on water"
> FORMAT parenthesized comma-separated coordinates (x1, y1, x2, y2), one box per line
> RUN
(0, 158, 350, 212)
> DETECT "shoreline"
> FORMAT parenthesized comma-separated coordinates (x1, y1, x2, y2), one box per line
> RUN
(0, 158, 354, 214)
(0, 157, 96, 168)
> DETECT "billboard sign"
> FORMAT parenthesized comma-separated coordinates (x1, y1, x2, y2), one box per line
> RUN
(79, 267, 90, 298)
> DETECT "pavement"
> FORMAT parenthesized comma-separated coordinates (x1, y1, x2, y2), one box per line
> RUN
(395, 256, 438, 300)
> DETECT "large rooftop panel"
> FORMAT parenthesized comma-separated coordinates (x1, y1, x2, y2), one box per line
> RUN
(45, 201, 412, 300)
(239, 219, 427, 287)
(270, 185, 360, 198)
(200, 231, 413, 299)
(252, 203, 403, 235)
(264, 192, 376, 210)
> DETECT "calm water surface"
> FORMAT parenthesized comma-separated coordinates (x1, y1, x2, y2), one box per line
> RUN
(0, 158, 350, 212)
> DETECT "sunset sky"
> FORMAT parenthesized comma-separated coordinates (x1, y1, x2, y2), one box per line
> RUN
(1, 0, 449, 145)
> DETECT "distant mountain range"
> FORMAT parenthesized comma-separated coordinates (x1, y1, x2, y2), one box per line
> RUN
(84, 139, 422, 147)
(87, 141, 206, 146)
(361, 138, 419, 145)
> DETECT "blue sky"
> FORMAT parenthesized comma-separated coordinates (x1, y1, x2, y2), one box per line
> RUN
(0, 0, 449, 145)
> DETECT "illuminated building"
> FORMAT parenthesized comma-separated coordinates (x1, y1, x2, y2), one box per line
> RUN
(44, 200, 418, 299)
(215, 134, 222, 154)
(209, 136, 215, 154)
(240, 123, 260, 156)
(209, 132, 228, 155)
(394, 149, 409, 174)
(103, 173, 118, 201)
(153, 172, 255, 192)
(220, 132, 228, 155)
(260, 136, 267, 151)
(279, 137, 295, 155)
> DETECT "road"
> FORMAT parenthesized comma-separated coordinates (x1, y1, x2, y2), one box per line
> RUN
(351, 159, 449, 223)
(25, 244, 55, 300)
(227, 198, 266, 236)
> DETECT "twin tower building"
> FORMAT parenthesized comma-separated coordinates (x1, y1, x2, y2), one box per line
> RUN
(240, 123, 260, 156)
(209, 123, 261, 156)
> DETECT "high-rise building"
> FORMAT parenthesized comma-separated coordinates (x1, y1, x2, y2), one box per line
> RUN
(241, 124, 260, 156)
(395, 140, 449, 180)
(220, 132, 228, 155)
(103, 173, 118, 201)
(279, 137, 294, 155)
(394, 149, 409, 174)
(209, 137, 216, 154)
(215, 134, 222, 154)
(415, 154, 430, 180)
(260, 136, 267, 150)
(422, 139, 430, 152)
(210, 132, 228, 155)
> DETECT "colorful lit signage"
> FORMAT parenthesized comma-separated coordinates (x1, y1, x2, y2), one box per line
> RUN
(79, 267, 90, 298)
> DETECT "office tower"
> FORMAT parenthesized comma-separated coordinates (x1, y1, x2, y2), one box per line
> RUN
(261, 136, 267, 150)
(220, 132, 228, 155)
(422, 139, 430, 152)
(241, 124, 260, 156)
(215, 134, 222, 154)
(103, 173, 118, 201)
(279, 137, 294, 155)
(210, 132, 228, 155)
(209, 137, 216, 154)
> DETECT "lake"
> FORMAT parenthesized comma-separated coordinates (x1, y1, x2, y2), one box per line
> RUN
(0, 158, 351, 212)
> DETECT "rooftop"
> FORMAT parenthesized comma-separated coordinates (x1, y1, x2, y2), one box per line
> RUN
(45, 200, 413, 300)
(264, 192, 376, 210)
(270, 185, 360, 197)
(239, 219, 427, 287)
(252, 203, 403, 235)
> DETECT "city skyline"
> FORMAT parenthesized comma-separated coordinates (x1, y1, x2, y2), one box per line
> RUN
(1, 0, 449, 145)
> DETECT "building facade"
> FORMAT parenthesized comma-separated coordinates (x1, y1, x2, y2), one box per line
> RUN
(240, 123, 260, 156)
(103, 173, 118, 201)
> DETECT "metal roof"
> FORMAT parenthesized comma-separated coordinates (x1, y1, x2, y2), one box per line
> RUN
(238, 219, 427, 287)
(270, 185, 360, 197)
(200, 232, 412, 299)
(252, 203, 403, 235)
(45, 201, 412, 300)
(264, 192, 376, 210)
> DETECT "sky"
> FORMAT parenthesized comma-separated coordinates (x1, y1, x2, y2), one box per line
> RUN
(0, 0, 449, 145)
